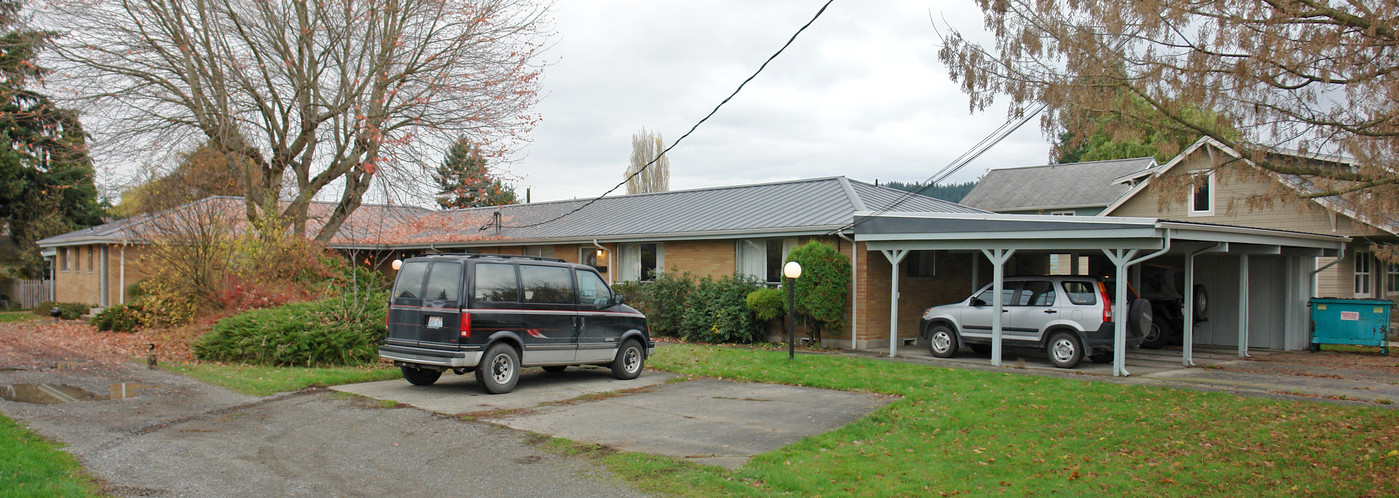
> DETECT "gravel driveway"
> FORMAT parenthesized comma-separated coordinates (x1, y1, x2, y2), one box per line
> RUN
(0, 362, 644, 496)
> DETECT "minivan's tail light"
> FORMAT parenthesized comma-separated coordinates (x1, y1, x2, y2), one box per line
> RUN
(459, 311, 471, 340)
(1098, 281, 1112, 323)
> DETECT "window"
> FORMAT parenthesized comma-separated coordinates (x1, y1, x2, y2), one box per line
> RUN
(392, 261, 428, 299)
(473, 263, 519, 302)
(1049, 254, 1092, 276)
(423, 262, 462, 301)
(1355, 250, 1374, 297)
(620, 243, 663, 282)
(1388, 262, 1399, 295)
(906, 251, 936, 278)
(523, 246, 554, 258)
(580, 247, 608, 274)
(1189, 171, 1215, 216)
(1049, 210, 1075, 216)
(88, 247, 95, 273)
(576, 270, 611, 306)
(520, 265, 574, 304)
(1061, 281, 1097, 305)
(737, 238, 796, 284)
(1018, 281, 1056, 306)
(60, 248, 69, 272)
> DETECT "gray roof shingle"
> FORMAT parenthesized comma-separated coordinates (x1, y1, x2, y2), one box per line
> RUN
(959, 157, 1156, 213)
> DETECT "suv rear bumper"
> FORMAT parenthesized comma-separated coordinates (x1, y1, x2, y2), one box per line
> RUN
(1084, 322, 1144, 349)
(379, 344, 483, 368)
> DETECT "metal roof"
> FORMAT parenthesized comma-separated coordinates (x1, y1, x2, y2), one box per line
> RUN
(959, 157, 1157, 213)
(39, 177, 986, 249)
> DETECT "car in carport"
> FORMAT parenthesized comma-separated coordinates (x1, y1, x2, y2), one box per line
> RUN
(919, 276, 1152, 368)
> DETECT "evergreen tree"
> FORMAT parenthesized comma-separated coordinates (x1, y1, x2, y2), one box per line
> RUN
(0, 1, 103, 278)
(882, 181, 978, 203)
(433, 137, 517, 209)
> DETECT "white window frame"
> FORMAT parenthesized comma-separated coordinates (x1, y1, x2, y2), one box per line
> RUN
(1049, 210, 1075, 216)
(88, 247, 95, 273)
(1188, 171, 1215, 217)
(735, 238, 796, 285)
(60, 248, 69, 272)
(618, 242, 664, 282)
(1386, 261, 1399, 295)
(1355, 249, 1373, 297)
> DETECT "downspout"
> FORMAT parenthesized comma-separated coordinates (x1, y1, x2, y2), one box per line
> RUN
(1307, 243, 1346, 301)
(119, 243, 127, 305)
(837, 231, 858, 347)
(593, 240, 612, 285)
(1129, 228, 1173, 267)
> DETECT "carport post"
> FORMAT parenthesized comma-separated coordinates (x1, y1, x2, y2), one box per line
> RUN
(1238, 255, 1250, 357)
(1183, 243, 1226, 366)
(881, 249, 909, 357)
(980, 248, 1015, 367)
(1103, 248, 1140, 377)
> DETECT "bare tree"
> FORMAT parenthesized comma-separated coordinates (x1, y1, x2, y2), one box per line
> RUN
(937, 1, 1398, 228)
(625, 127, 670, 194)
(45, 0, 549, 242)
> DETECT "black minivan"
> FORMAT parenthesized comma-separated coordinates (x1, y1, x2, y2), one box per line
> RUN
(380, 254, 652, 394)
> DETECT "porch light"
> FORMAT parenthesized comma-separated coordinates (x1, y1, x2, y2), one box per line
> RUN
(596, 248, 605, 258)
(785, 261, 802, 359)
(391, 259, 403, 271)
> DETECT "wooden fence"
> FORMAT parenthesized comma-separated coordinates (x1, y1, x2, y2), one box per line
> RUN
(2, 278, 50, 309)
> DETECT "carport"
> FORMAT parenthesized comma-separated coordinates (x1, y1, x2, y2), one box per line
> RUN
(853, 212, 1348, 376)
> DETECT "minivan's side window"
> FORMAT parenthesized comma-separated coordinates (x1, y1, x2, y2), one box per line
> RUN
(521, 265, 574, 304)
(474, 263, 519, 302)
(424, 262, 462, 301)
(393, 261, 429, 299)
(576, 270, 611, 306)
(1061, 281, 1096, 305)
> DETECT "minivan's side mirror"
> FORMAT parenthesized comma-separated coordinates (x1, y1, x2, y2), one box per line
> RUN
(613, 294, 626, 307)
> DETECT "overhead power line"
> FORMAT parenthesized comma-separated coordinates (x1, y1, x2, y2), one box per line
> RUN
(497, 0, 835, 230)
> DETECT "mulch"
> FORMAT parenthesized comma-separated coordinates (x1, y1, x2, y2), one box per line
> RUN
(0, 317, 202, 371)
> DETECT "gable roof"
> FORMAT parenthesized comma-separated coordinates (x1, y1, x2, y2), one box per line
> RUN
(958, 157, 1157, 213)
(38, 176, 986, 249)
(1100, 136, 1399, 235)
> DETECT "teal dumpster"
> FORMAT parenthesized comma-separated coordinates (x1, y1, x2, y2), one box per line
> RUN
(1309, 298, 1392, 355)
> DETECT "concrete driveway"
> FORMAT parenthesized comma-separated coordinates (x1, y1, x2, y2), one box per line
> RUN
(334, 365, 897, 469)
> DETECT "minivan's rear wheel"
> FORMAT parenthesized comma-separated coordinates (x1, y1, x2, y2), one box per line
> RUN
(1046, 332, 1083, 368)
(611, 339, 645, 380)
(927, 325, 959, 358)
(476, 343, 520, 394)
(401, 365, 442, 386)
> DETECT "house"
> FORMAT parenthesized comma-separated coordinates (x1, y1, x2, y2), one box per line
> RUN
(1103, 136, 1398, 310)
(959, 157, 1157, 215)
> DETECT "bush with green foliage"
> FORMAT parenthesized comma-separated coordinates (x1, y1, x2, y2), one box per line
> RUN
(680, 274, 764, 344)
(194, 292, 388, 367)
(746, 287, 784, 323)
(613, 267, 695, 338)
(30, 302, 94, 320)
(91, 303, 144, 333)
(782, 241, 851, 344)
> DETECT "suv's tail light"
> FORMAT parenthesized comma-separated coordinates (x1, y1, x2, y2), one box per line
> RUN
(459, 311, 472, 340)
(1098, 281, 1112, 323)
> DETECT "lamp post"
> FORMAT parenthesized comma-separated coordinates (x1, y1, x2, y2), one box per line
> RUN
(784, 261, 802, 360)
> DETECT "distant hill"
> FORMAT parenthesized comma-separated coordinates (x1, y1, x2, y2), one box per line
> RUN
(881, 181, 978, 203)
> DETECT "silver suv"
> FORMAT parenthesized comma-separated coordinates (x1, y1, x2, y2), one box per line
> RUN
(918, 276, 1150, 368)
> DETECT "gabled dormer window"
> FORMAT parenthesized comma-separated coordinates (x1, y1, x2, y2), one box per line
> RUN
(1189, 171, 1215, 216)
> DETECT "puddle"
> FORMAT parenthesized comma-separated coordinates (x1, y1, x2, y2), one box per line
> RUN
(0, 383, 155, 404)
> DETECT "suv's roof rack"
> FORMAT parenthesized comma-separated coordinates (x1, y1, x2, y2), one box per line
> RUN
(418, 253, 566, 263)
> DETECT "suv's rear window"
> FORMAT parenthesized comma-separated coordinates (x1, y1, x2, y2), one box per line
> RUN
(1061, 281, 1096, 305)
(521, 265, 574, 304)
(474, 263, 519, 302)
(424, 262, 461, 301)
(393, 261, 428, 299)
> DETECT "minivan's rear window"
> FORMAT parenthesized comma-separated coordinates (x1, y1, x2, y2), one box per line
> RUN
(424, 262, 462, 301)
(474, 263, 519, 302)
(393, 261, 429, 299)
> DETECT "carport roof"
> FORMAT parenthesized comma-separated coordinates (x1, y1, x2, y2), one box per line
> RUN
(852, 211, 1348, 254)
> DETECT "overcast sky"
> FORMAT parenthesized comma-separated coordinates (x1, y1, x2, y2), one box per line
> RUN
(513, 0, 1051, 202)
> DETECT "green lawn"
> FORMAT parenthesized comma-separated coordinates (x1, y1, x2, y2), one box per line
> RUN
(573, 343, 1399, 496)
(0, 311, 37, 324)
(0, 414, 98, 497)
(161, 362, 403, 396)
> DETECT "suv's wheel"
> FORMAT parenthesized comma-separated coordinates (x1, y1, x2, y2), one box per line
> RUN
(611, 339, 645, 380)
(401, 365, 441, 386)
(969, 344, 992, 356)
(476, 343, 520, 394)
(1140, 315, 1176, 349)
(1046, 331, 1084, 368)
(927, 324, 959, 358)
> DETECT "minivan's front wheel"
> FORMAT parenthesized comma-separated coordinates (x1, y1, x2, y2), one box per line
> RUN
(401, 365, 442, 386)
(476, 343, 520, 394)
(927, 324, 959, 358)
(1046, 332, 1083, 369)
(611, 339, 645, 380)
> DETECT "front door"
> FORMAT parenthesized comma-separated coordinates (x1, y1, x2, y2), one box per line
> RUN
(518, 264, 579, 364)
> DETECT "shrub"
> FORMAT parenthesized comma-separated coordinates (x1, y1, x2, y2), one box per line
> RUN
(746, 287, 785, 322)
(131, 280, 199, 328)
(680, 274, 764, 344)
(31, 302, 95, 320)
(783, 241, 851, 344)
(194, 291, 388, 367)
(91, 303, 145, 333)
(614, 268, 695, 338)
